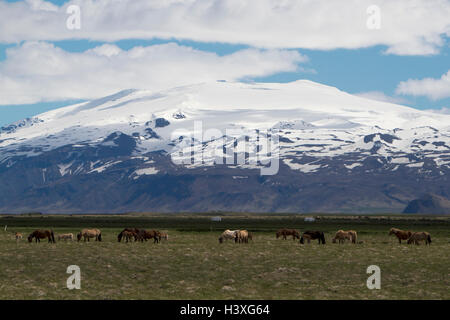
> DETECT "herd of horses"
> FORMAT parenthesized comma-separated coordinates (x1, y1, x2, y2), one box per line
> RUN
(219, 227, 432, 245)
(117, 228, 167, 243)
(22, 228, 168, 244)
(15, 226, 432, 246)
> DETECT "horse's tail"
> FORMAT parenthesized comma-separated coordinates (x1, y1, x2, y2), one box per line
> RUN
(51, 230, 55, 243)
(98, 232, 102, 242)
(427, 234, 432, 244)
(321, 232, 326, 244)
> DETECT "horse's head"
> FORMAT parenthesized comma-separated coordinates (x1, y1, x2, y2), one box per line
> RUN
(332, 238, 337, 243)
(276, 231, 281, 239)
(388, 228, 395, 235)
(27, 234, 33, 242)
(218, 236, 223, 244)
(321, 233, 326, 244)
(77, 232, 82, 242)
(299, 236, 304, 244)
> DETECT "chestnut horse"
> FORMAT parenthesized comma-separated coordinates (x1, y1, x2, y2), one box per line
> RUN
(299, 231, 326, 244)
(135, 229, 161, 243)
(160, 232, 169, 241)
(388, 228, 412, 244)
(276, 229, 300, 240)
(332, 230, 352, 244)
(28, 230, 55, 243)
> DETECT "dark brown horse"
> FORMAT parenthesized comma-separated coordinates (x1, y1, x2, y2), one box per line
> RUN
(28, 230, 55, 243)
(299, 231, 326, 244)
(117, 228, 140, 242)
(135, 229, 161, 243)
(276, 229, 300, 240)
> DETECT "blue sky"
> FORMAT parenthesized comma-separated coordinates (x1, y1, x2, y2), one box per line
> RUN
(1, 0, 450, 126)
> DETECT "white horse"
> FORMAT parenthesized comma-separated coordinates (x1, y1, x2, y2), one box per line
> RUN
(218, 229, 239, 243)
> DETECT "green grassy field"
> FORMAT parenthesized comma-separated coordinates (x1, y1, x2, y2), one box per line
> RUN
(0, 214, 449, 300)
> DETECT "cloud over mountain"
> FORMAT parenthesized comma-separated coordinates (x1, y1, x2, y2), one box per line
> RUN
(0, 41, 306, 104)
(0, 0, 449, 55)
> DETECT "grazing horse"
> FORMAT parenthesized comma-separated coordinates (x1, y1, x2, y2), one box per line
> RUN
(219, 230, 239, 243)
(388, 228, 412, 244)
(15, 232, 23, 241)
(276, 229, 300, 240)
(300, 231, 326, 244)
(407, 232, 432, 245)
(235, 230, 249, 243)
(160, 232, 169, 241)
(28, 230, 55, 243)
(332, 230, 352, 244)
(135, 229, 161, 243)
(57, 233, 74, 241)
(121, 230, 135, 243)
(77, 229, 102, 242)
(117, 228, 140, 242)
(347, 230, 357, 244)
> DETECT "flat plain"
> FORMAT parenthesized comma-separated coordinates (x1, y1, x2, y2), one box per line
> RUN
(0, 214, 448, 299)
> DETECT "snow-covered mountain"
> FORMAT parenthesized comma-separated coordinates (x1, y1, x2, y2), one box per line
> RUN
(1, 80, 449, 213)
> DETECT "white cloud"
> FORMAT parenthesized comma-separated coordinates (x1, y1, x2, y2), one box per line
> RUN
(355, 91, 408, 105)
(0, 41, 306, 105)
(425, 107, 450, 114)
(0, 0, 449, 55)
(396, 70, 450, 100)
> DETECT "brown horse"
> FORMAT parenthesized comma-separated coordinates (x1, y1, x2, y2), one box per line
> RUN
(160, 232, 169, 241)
(121, 230, 135, 243)
(276, 229, 300, 240)
(77, 229, 102, 242)
(332, 230, 352, 244)
(347, 230, 358, 244)
(300, 231, 326, 244)
(28, 230, 55, 243)
(389, 228, 412, 244)
(135, 229, 161, 243)
(117, 228, 140, 242)
(407, 232, 432, 245)
(235, 230, 249, 243)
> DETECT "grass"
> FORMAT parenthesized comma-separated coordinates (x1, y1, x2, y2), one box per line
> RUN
(0, 214, 448, 300)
